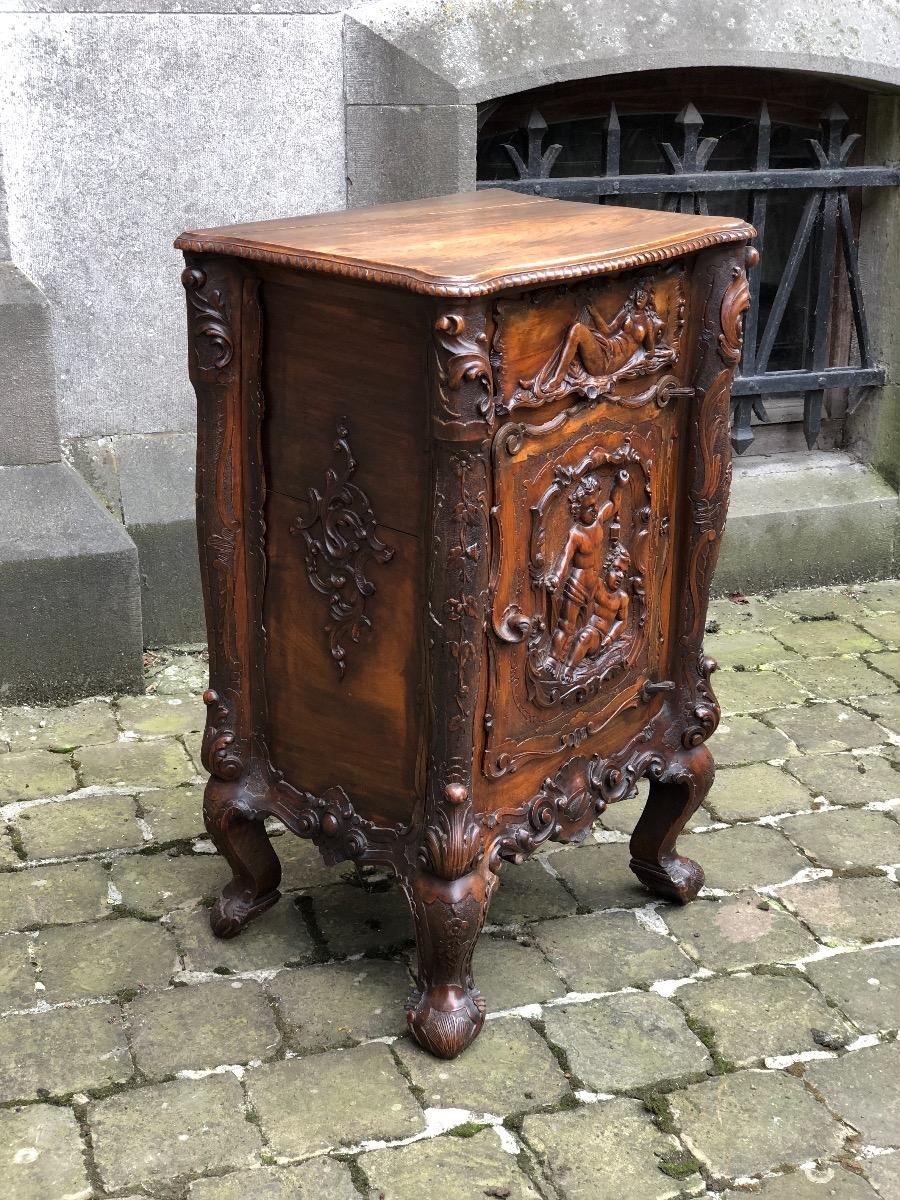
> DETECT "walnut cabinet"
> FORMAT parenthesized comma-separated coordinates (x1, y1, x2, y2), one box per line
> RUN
(176, 191, 755, 1058)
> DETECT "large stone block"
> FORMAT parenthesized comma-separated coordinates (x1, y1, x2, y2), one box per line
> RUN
(117, 432, 204, 645)
(716, 454, 898, 594)
(346, 103, 477, 207)
(345, 0, 900, 106)
(0, 263, 59, 466)
(0, 12, 346, 440)
(0, 463, 143, 701)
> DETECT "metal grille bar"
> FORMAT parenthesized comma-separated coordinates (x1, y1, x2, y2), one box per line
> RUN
(478, 102, 900, 452)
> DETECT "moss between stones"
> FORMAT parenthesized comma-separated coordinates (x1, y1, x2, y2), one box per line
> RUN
(658, 1149, 702, 1179)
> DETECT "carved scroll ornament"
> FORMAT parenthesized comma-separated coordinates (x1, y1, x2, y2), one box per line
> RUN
(181, 267, 233, 371)
(290, 420, 395, 677)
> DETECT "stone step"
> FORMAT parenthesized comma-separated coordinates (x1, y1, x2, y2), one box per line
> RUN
(0, 462, 144, 702)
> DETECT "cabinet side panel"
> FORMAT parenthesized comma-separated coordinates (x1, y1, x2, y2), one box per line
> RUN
(260, 274, 428, 828)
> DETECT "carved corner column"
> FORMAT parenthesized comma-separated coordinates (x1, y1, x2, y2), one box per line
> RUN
(182, 256, 281, 937)
(404, 300, 498, 1058)
(629, 243, 757, 902)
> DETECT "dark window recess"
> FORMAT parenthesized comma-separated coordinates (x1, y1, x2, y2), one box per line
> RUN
(477, 70, 900, 454)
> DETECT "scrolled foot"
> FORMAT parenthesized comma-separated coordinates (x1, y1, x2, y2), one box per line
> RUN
(203, 772, 282, 940)
(629, 854, 704, 904)
(406, 984, 486, 1059)
(629, 744, 713, 906)
(209, 887, 281, 939)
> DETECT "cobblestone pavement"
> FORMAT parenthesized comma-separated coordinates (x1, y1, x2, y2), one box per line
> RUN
(1, 584, 900, 1199)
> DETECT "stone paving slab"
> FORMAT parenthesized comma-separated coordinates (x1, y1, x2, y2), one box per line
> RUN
(489, 857, 579, 924)
(117, 693, 207, 737)
(361, 1128, 542, 1200)
(127, 979, 281, 1076)
(864, 1152, 900, 1198)
(767, 587, 870, 620)
(669, 1069, 845, 1181)
(15, 792, 143, 858)
(709, 713, 797, 765)
(780, 655, 897, 700)
(75, 738, 195, 788)
(522, 1097, 701, 1200)
(0, 1103, 92, 1200)
(780, 806, 900, 869)
(703, 763, 814, 822)
(471, 934, 567, 1010)
(0, 860, 109, 929)
(246, 1043, 424, 1157)
(676, 971, 854, 1066)
(269, 958, 412, 1051)
(705, 627, 800, 667)
(663, 893, 821, 970)
(169, 897, 316, 973)
(714, 668, 808, 715)
(763, 701, 885, 754)
(542, 991, 712, 1092)
(0, 698, 118, 752)
(779, 876, 900, 944)
(34, 915, 177, 1001)
(395, 1016, 570, 1114)
(0, 750, 77, 803)
(88, 1073, 260, 1192)
(138, 785, 205, 843)
(772, 618, 883, 658)
(785, 751, 900, 807)
(684, 823, 812, 891)
(806, 1042, 900, 1146)
(188, 1158, 360, 1199)
(110, 850, 223, 917)
(310, 882, 414, 956)
(854, 690, 900, 730)
(804, 946, 900, 1032)
(546, 842, 650, 912)
(0, 591, 899, 1197)
(0, 933, 36, 1010)
(0, 1002, 131, 1101)
(867, 649, 900, 685)
(532, 909, 694, 993)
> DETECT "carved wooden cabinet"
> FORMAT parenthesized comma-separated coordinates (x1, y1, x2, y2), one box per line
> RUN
(176, 191, 755, 1059)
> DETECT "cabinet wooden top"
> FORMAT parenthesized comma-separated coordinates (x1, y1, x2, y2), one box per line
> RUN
(175, 190, 753, 298)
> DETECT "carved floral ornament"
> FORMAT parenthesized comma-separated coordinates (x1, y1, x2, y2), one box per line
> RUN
(290, 420, 394, 677)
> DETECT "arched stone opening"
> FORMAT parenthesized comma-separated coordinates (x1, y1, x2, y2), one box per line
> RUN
(343, 0, 900, 590)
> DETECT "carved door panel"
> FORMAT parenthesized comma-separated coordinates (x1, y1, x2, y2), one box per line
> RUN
(485, 268, 691, 780)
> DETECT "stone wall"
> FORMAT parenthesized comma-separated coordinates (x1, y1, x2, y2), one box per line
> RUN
(0, 5, 348, 440)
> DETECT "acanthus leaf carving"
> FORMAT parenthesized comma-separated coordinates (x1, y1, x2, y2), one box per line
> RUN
(181, 267, 234, 371)
(419, 783, 483, 880)
(290, 420, 395, 677)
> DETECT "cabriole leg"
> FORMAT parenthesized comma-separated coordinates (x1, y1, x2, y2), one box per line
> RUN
(629, 744, 713, 904)
(204, 775, 282, 938)
(403, 862, 497, 1059)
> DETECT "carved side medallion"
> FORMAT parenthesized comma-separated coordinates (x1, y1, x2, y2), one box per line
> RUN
(290, 420, 395, 677)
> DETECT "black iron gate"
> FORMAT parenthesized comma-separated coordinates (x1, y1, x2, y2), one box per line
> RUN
(478, 99, 900, 453)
